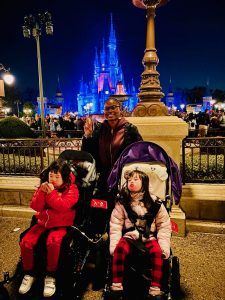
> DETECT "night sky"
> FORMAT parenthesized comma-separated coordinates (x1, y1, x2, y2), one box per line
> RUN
(1, 0, 225, 105)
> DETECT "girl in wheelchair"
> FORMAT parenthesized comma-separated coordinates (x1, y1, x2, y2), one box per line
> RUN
(109, 169, 171, 300)
(18, 159, 79, 297)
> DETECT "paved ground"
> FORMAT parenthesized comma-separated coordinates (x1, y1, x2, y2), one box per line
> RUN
(0, 217, 225, 300)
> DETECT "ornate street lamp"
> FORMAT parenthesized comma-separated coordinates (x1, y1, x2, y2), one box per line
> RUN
(22, 12, 53, 137)
(132, 0, 169, 117)
(0, 64, 15, 118)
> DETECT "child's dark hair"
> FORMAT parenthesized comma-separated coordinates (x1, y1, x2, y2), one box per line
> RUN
(40, 159, 71, 185)
(118, 170, 154, 210)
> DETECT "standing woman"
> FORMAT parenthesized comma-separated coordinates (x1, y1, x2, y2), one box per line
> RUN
(82, 98, 143, 203)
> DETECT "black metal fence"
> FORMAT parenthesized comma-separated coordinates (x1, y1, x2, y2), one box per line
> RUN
(1, 136, 225, 184)
(0, 138, 82, 176)
(182, 137, 225, 183)
(188, 127, 225, 138)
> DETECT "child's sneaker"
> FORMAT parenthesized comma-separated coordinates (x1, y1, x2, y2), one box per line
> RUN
(109, 283, 123, 299)
(147, 286, 165, 299)
(18, 275, 35, 294)
(43, 276, 56, 297)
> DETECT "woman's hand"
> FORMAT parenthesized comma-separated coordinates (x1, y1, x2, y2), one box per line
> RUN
(84, 116, 93, 137)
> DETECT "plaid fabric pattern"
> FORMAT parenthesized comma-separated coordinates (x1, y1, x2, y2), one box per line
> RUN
(145, 239, 163, 287)
(112, 238, 163, 288)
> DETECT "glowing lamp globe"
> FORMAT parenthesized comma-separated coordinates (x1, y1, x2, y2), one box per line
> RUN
(3, 73, 15, 85)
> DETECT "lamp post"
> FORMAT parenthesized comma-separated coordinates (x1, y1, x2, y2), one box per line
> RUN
(0, 64, 15, 118)
(22, 12, 53, 137)
(14, 100, 21, 117)
(132, 0, 169, 117)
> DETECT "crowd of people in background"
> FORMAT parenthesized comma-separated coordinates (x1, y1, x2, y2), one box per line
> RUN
(20, 112, 86, 138)
(18, 108, 225, 139)
(174, 109, 225, 137)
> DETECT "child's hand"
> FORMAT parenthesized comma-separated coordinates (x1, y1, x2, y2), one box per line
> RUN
(40, 182, 49, 193)
(46, 183, 54, 194)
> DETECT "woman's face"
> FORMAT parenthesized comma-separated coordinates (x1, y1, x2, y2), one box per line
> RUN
(127, 173, 142, 192)
(48, 171, 64, 188)
(104, 99, 121, 121)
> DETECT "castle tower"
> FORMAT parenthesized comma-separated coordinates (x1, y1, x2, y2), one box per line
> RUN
(46, 77, 64, 115)
(202, 79, 212, 111)
(165, 76, 175, 109)
(77, 15, 138, 116)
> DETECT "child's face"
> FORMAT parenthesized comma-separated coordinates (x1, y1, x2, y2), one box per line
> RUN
(127, 173, 142, 192)
(48, 171, 63, 188)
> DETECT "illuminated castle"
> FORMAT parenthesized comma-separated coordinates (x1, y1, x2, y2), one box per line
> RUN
(77, 15, 139, 116)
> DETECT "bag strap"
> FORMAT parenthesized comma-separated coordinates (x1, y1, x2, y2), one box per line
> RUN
(124, 198, 162, 239)
(144, 198, 162, 238)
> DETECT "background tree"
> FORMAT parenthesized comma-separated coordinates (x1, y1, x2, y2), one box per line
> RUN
(185, 86, 206, 104)
(212, 89, 225, 102)
(23, 102, 35, 116)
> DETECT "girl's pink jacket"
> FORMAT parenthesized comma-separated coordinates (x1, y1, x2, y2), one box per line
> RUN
(110, 198, 171, 259)
(30, 174, 79, 228)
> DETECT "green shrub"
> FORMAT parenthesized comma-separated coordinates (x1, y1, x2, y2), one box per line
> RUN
(0, 116, 37, 138)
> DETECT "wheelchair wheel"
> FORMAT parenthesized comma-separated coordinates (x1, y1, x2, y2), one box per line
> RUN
(92, 240, 108, 290)
(171, 256, 181, 299)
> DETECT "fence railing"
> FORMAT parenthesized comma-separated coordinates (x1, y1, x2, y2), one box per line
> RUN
(34, 130, 84, 138)
(0, 138, 82, 176)
(1, 136, 225, 184)
(182, 136, 225, 184)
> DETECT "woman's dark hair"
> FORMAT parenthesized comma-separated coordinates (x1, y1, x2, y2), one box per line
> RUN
(117, 170, 154, 210)
(40, 159, 71, 185)
(104, 98, 121, 108)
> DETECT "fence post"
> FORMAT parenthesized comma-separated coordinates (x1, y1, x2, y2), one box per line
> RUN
(40, 140, 44, 172)
(182, 138, 186, 184)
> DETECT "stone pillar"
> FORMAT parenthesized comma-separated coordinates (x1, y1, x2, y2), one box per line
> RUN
(128, 115, 188, 236)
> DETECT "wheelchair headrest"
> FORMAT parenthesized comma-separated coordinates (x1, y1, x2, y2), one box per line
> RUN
(120, 162, 168, 200)
(58, 150, 97, 187)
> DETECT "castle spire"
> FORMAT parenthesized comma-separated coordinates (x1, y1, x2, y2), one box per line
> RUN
(100, 38, 107, 69)
(205, 78, 211, 96)
(168, 76, 173, 93)
(79, 76, 86, 94)
(55, 76, 63, 98)
(108, 14, 118, 67)
(109, 13, 116, 45)
(94, 47, 99, 68)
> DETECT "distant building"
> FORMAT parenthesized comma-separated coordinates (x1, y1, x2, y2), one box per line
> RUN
(37, 77, 64, 116)
(76, 15, 139, 116)
(165, 77, 175, 108)
(202, 80, 212, 111)
(164, 77, 186, 111)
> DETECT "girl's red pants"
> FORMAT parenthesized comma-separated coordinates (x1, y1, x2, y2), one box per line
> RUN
(20, 224, 67, 272)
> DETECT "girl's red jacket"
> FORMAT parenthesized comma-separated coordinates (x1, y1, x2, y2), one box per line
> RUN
(30, 178, 79, 228)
